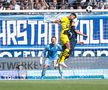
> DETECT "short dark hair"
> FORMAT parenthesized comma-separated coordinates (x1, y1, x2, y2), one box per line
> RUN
(71, 13, 77, 18)
(51, 36, 56, 39)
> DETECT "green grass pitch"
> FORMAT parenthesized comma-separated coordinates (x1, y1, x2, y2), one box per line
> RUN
(0, 80, 108, 90)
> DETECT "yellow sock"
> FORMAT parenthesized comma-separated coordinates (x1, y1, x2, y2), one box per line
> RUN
(56, 52, 63, 64)
(60, 49, 69, 63)
(60, 56, 66, 62)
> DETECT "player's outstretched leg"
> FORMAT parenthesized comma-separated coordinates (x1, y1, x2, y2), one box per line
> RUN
(59, 48, 69, 67)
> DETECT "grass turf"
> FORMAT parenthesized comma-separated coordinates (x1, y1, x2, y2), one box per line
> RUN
(0, 80, 108, 90)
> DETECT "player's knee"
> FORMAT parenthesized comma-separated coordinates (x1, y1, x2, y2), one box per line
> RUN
(66, 53, 70, 59)
(66, 46, 70, 50)
(43, 64, 48, 69)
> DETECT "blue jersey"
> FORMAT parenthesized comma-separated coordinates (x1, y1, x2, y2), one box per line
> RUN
(41, 43, 62, 60)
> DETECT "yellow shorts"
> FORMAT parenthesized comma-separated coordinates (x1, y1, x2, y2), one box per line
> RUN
(60, 34, 69, 45)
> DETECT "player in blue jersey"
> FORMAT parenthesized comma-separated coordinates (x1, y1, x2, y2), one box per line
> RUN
(39, 36, 63, 79)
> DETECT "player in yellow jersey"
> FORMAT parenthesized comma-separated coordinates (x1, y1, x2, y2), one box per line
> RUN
(51, 13, 77, 67)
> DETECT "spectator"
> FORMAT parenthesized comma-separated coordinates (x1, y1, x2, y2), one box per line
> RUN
(20, 0, 32, 10)
(60, 4, 67, 9)
(77, 5, 83, 9)
(90, 0, 98, 9)
(33, 2, 37, 10)
(49, 4, 55, 9)
(97, 0, 105, 9)
(6, 3, 13, 10)
(34, 0, 39, 3)
(70, 6, 74, 9)
(33, 0, 49, 10)
(35, 2, 42, 10)
(49, 0, 58, 9)
(40, 0, 49, 9)
(57, 0, 68, 9)
(69, 0, 81, 9)
(33, 0, 39, 9)
(82, 0, 97, 9)
(0, 1, 5, 10)
(82, 0, 91, 8)
(105, 4, 108, 9)
(11, 0, 20, 10)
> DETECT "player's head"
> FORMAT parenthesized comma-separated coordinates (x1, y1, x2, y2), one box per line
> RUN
(51, 36, 57, 45)
(69, 13, 77, 20)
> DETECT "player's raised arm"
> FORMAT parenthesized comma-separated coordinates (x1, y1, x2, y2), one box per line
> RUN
(70, 19, 88, 38)
(50, 19, 60, 24)
(44, 19, 60, 24)
(74, 30, 88, 38)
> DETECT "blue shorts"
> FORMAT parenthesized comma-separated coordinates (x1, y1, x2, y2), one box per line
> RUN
(44, 58, 57, 66)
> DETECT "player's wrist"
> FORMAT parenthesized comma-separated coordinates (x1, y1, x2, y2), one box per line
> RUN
(84, 34, 87, 37)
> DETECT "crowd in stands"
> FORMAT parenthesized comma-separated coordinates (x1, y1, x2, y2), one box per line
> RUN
(0, 0, 108, 10)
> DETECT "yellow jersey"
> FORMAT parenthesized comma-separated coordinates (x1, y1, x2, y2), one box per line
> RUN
(60, 16, 70, 35)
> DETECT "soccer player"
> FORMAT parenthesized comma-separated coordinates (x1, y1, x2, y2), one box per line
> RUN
(69, 16, 88, 56)
(39, 36, 63, 79)
(50, 13, 77, 67)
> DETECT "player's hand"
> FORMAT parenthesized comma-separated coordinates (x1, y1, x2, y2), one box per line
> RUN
(44, 20, 53, 23)
(44, 20, 50, 23)
(39, 57, 43, 66)
(79, 42, 84, 45)
(84, 35, 88, 38)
